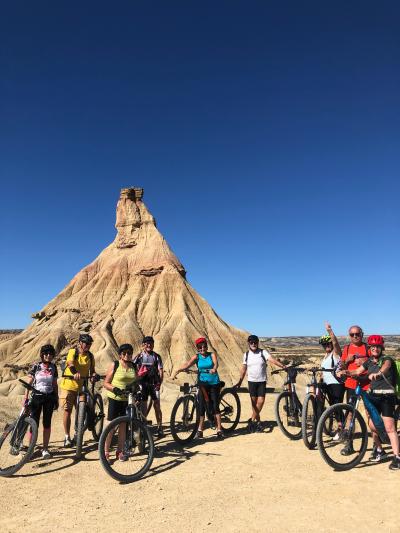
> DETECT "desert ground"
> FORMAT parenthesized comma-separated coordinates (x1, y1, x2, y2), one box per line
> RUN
(1, 378, 399, 533)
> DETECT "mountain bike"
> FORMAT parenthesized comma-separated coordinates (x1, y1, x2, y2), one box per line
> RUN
(301, 368, 337, 449)
(0, 379, 39, 477)
(316, 376, 400, 471)
(170, 370, 241, 444)
(64, 375, 105, 458)
(98, 383, 154, 482)
(272, 363, 307, 440)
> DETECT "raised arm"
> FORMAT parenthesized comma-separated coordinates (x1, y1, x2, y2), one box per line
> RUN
(325, 321, 341, 356)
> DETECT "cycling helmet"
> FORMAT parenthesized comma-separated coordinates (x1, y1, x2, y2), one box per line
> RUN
(319, 335, 332, 345)
(118, 343, 133, 355)
(195, 337, 207, 346)
(40, 344, 56, 357)
(79, 333, 93, 344)
(367, 335, 384, 347)
(248, 335, 259, 343)
(142, 336, 154, 344)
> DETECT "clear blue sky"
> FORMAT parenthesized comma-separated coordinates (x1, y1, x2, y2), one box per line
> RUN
(1, 1, 399, 336)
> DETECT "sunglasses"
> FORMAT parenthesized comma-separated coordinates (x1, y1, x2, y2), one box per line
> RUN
(42, 352, 54, 356)
(349, 333, 362, 337)
(249, 341, 259, 345)
(121, 351, 133, 356)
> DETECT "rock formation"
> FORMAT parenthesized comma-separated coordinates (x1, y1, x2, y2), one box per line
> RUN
(0, 188, 248, 382)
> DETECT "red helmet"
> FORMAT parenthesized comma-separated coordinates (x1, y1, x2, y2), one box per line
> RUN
(195, 337, 207, 346)
(367, 335, 384, 347)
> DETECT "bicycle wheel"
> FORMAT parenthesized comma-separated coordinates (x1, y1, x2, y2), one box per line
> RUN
(98, 416, 154, 482)
(316, 403, 368, 471)
(75, 401, 86, 459)
(219, 388, 241, 432)
(275, 391, 302, 440)
(170, 395, 199, 444)
(0, 416, 38, 477)
(301, 394, 317, 449)
(91, 394, 104, 441)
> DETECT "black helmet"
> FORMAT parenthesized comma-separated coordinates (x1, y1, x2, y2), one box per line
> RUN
(79, 333, 93, 344)
(118, 343, 133, 355)
(142, 336, 154, 344)
(40, 344, 56, 357)
(247, 335, 259, 344)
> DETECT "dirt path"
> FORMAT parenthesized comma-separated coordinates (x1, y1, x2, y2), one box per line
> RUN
(0, 391, 399, 533)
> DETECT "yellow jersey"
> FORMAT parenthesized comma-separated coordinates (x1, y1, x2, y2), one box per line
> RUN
(60, 348, 94, 392)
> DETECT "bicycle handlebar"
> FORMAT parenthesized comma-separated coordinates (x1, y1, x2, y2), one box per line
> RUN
(271, 365, 306, 375)
(19, 379, 41, 395)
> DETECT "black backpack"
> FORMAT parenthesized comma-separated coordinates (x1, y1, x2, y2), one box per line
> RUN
(61, 348, 94, 377)
(245, 350, 267, 365)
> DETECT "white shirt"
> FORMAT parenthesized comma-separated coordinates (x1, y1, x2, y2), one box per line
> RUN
(321, 352, 341, 385)
(243, 349, 271, 382)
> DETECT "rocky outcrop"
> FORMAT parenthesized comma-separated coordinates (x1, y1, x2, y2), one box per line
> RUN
(0, 188, 248, 383)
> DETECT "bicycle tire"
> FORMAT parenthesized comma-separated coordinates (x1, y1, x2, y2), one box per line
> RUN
(170, 395, 199, 444)
(0, 416, 38, 477)
(98, 416, 154, 482)
(219, 388, 241, 432)
(301, 393, 317, 449)
(91, 394, 104, 442)
(75, 401, 86, 459)
(316, 403, 368, 471)
(275, 391, 302, 440)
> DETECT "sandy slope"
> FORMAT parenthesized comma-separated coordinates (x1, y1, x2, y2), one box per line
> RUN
(0, 390, 399, 533)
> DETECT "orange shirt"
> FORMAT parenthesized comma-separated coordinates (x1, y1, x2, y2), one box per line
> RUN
(340, 343, 370, 390)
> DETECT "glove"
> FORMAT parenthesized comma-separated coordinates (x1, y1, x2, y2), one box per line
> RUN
(113, 387, 123, 396)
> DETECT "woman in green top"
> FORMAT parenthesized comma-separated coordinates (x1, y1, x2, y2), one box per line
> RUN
(103, 343, 137, 462)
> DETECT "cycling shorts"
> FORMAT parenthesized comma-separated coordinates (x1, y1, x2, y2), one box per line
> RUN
(30, 394, 56, 429)
(107, 397, 128, 421)
(326, 383, 345, 406)
(198, 383, 220, 416)
(141, 383, 161, 402)
(367, 393, 397, 418)
(248, 381, 266, 398)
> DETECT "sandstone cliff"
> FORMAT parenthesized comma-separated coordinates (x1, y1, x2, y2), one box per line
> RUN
(0, 188, 248, 383)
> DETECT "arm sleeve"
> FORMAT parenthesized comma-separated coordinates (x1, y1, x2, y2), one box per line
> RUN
(242, 353, 247, 365)
(263, 350, 271, 361)
(157, 354, 163, 370)
(66, 349, 75, 364)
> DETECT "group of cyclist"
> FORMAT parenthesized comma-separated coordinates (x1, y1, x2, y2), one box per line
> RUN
(24, 323, 399, 470)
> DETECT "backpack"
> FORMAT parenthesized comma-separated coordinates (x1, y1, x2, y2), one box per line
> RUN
(110, 360, 135, 382)
(378, 357, 400, 398)
(342, 343, 369, 361)
(245, 350, 267, 365)
(61, 348, 94, 377)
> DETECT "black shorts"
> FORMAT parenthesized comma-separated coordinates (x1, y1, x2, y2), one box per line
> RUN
(367, 394, 397, 418)
(326, 384, 345, 406)
(248, 381, 266, 398)
(107, 397, 128, 421)
(30, 394, 56, 429)
(198, 383, 220, 416)
(141, 383, 160, 402)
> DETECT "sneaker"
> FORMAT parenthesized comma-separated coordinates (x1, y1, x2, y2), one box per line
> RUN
(247, 419, 256, 433)
(42, 449, 52, 459)
(340, 444, 355, 456)
(195, 430, 203, 439)
(255, 422, 263, 433)
(369, 446, 387, 462)
(157, 427, 164, 439)
(332, 431, 341, 442)
(118, 452, 128, 462)
(389, 456, 400, 470)
(64, 436, 73, 447)
(216, 430, 224, 439)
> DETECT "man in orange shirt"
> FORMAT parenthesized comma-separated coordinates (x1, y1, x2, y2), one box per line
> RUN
(339, 324, 370, 455)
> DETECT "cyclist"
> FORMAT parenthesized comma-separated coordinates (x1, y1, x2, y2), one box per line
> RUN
(173, 337, 224, 439)
(24, 344, 58, 458)
(234, 334, 286, 432)
(341, 335, 400, 470)
(338, 324, 370, 456)
(133, 336, 164, 438)
(59, 333, 97, 447)
(103, 343, 137, 462)
(320, 322, 345, 407)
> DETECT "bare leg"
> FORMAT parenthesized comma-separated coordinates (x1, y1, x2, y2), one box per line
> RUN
(63, 410, 72, 436)
(382, 416, 399, 456)
(368, 417, 382, 448)
(198, 415, 205, 431)
(153, 400, 162, 428)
